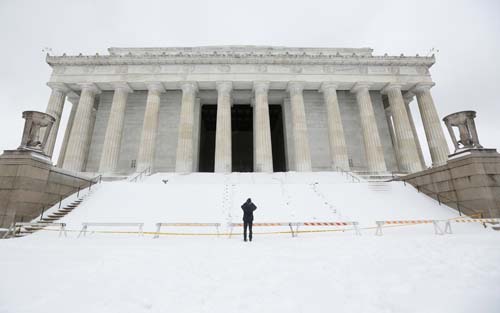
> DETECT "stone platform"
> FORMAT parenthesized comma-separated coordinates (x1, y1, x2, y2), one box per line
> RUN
(400, 149, 500, 217)
(0, 150, 97, 229)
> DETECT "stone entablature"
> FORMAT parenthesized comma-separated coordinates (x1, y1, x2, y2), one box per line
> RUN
(47, 46, 433, 66)
(46, 46, 433, 92)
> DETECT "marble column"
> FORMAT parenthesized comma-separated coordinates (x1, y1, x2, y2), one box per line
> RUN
(403, 92, 426, 169)
(57, 95, 79, 168)
(192, 98, 201, 172)
(412, 82, 450, 166)
(319, 82, 350, 170)
(175, 82, 198, 172)
(287, 81, 312, 172)
(385, 107, 402, 172)
(382, 83, 422, 173)
(214, 81, 232, 173)
(351, 82, 386, 173)
(98, 82, 133, 173)
(253, 81, 273, 172)
(136, 82, 165, 172)
(83, 106, 97, 171)
(63, 83, 101, 172)
(43, 82, 70, 157)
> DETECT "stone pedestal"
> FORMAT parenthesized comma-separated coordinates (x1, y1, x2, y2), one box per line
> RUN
(402, 149, 500, 218)
(0, 150, 94, 229)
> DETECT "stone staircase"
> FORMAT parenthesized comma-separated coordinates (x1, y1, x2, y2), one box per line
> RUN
(15, 191, 93, 237)
(367, 182, 392, 192)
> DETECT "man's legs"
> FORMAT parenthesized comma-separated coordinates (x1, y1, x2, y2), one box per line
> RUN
(243, 221, 248, 241)
(249, 221, 253, 241)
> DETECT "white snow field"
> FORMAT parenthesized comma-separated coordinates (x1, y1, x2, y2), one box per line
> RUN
(1, 172, 499, 313)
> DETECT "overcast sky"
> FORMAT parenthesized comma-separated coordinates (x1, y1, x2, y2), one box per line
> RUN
(0, 0, 499, 165)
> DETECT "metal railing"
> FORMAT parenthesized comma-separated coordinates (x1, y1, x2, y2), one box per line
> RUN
(76, 174, 102, 197)
(41, 173, 102, 222)
(335, 166, 361, 183)
(129, 167, 151, 183)
(1, 174, 103, 239)
(398, 177, 482, 217)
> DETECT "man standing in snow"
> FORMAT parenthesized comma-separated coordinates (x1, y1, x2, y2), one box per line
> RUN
(241, 198, 257, 242)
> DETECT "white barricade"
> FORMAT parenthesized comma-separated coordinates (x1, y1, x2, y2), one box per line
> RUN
(153, 222, 221, 238)
(229, 221, 360, 238)
(12, 222, 67, 237)
(78, 222, 144, 237)
(437, 218, 500, 235)
(0, 227, 11, 239)
(376, 218, 500, 236)
(301, 221, 361, 236)
(375, 220, 435, 236)
(229, 222, 299, 238)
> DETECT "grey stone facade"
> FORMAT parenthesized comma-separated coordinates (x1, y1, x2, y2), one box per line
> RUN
(41, 46, 447, 175)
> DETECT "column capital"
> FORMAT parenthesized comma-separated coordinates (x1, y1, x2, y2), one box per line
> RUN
(319, 82, 340, 93)
(47, 82, 71, 94)
(381, 82, 404, 95)
(411, 82, 435, 94)
(253, 81, 270, 94)
(111, 81, 133, 93)
(403, 91, 416, 104)
(350, 82, 372, 94)
(67, 93, 80, 105)
(146, 81, 165, 94)
(287, 81, 305, 94)
(216, 81, 233, 93)
(78, 83, 101, 95)
(180, 81, 198, 94)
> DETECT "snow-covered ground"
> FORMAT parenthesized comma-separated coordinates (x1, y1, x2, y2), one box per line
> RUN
(1, 172, 499, 313)
(35, 172, 471, 233)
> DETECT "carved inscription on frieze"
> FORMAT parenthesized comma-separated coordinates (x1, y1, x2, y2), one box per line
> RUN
(182, 65, 196, 73)
(256, 65, 268, 73)
(115, 65, 128, 74)
(322, 65, 360, 74)
(217, 65, 231, 72)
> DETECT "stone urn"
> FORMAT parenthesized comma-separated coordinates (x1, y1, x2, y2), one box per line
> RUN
(443, 110, 483, 154)
(18, 111, 56, 155)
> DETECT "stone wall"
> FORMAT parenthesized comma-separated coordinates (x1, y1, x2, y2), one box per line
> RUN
(0, 151, 96, 228)
(400, 149, 500, 217)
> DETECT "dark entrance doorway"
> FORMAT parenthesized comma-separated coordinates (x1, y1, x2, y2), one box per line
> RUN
(232, 105, 253, 172)
(269, 105, 286, 172)
(198, 104, 286, 172)
(199, 105, 217, 172)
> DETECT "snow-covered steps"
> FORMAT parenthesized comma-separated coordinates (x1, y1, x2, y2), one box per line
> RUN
(24, 171, 490, 237)
(12, 189, 97, 238)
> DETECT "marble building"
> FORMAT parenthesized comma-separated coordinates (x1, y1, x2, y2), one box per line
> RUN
(42, 46, 450, 175)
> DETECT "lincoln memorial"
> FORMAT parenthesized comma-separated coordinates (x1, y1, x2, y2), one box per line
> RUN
(42, 46, 450, 175)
